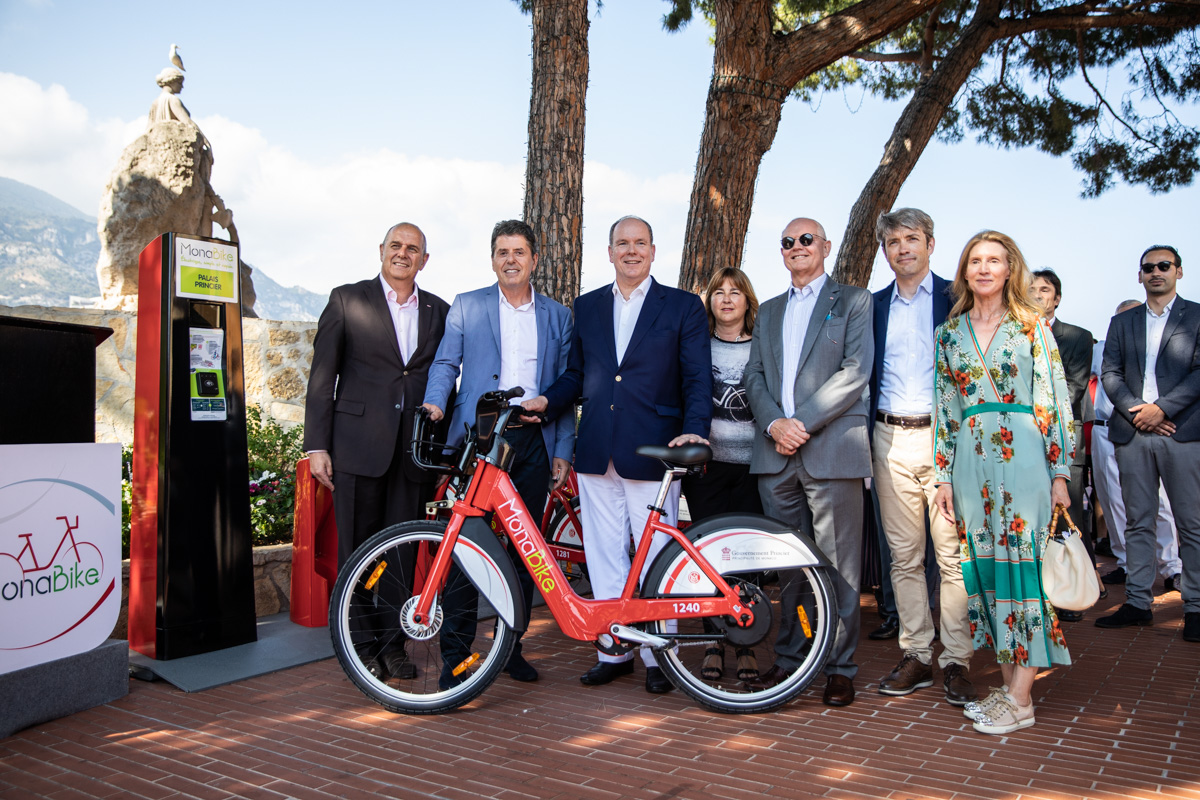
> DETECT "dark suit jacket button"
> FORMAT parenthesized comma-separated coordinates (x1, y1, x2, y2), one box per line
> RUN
(610, 404, 614, 410)
(492, 374, 498, 380)
(395, 404, 401, 409)
(403, 370, 409, 376)
(615, 375, 622, 382)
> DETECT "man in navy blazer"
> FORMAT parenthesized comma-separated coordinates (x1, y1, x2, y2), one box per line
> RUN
(423, 219, 574, 685)
(867, 208, 976, 706)
(526, 215, 711, 693)
(1098, 244, 1200, 642)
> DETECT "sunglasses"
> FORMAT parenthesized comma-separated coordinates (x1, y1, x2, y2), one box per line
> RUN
(781, 233, 825, 250)
(1141, 261, 1177, 274)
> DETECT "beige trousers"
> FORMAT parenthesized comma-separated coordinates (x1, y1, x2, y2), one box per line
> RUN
(872, 422, 973, 668)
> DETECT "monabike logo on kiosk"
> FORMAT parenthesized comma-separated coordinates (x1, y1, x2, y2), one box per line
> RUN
(0, 444, 121, 675)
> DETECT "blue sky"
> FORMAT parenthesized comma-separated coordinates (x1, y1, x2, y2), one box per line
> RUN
(1, 0, 1196, 337)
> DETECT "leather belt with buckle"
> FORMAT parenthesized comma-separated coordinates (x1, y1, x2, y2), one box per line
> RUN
(876, 411, 932, 429)
(1093, 419, 1108, 427)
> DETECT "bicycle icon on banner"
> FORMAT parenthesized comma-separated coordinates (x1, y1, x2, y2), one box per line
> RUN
(0, 515, 104, 579)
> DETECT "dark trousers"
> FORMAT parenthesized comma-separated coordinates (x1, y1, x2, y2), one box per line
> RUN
(333, 426, 431, 656)
(441, 424, 549, 672)
(682, 459, 763, 522)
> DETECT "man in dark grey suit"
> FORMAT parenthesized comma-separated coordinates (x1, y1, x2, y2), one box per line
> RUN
(1031, 268, 1096, 622)
(1097, 244, 1200, 642)
(744, 217, 874, 706)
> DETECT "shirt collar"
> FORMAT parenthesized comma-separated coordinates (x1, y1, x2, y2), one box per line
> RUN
(380, 274, 419, 308)
(889, 270, 933, 305)
(500, 285, 535, 312)
(613, 274, 653, 302)
(1148, 298, 1175, 319)
(789, 271, 827, 300)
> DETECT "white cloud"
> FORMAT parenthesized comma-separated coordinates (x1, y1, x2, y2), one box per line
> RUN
(0, 73, 694, 305)
(0, 73, 142, 216)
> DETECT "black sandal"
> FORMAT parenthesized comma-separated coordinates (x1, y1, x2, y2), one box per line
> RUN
(701, 646, 725, 680)
(735, 648, 759, 681)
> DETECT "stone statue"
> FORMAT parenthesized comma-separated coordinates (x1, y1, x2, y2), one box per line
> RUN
(96, 55, 256, 316)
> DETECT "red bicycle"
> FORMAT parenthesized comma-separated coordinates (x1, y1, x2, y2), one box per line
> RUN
(329, 389, 836, 714)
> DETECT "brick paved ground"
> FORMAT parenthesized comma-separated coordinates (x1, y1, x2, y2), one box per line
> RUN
(2, 574, 1197, 800)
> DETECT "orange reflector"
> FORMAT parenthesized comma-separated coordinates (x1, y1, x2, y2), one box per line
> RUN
(364, 561, 387, 590)
(452, 652, 481, 676)
(797, 605, 812, 639)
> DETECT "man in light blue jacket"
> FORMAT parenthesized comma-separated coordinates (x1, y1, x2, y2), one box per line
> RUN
(423, 219, 574, 686)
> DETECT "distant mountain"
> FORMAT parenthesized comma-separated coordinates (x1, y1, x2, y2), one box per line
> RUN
(0, 177, 101, 307)
(0, 176, 328, 319)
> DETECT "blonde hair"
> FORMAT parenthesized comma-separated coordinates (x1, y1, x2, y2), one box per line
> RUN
(703, 268, 759, 337)
(950, 230, 1042, 333)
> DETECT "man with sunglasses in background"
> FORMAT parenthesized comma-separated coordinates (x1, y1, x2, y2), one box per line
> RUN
(1098, 245, 1200, 643)
(1030, 268, 1096, 623)
(744, 218, 874, 706)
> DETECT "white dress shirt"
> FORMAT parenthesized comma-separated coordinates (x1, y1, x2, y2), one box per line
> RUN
(781, 271, 826, 418)
(499, 289, 539, 405)
(613, 275, 653, 364)
(878, 271, 935, 416)
(381, 274, 420, 363)
(1143, 299, 1175, 403)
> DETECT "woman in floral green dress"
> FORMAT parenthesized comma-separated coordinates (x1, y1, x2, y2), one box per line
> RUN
(933, 231, 1074, 735)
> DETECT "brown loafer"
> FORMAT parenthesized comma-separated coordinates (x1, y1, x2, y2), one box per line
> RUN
(745, 663, 792, 689)
(942, 663, 978, 706)
(823, 674, 855, 707)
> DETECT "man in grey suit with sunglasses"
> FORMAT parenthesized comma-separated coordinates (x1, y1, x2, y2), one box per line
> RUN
(744, 217, 874, 706)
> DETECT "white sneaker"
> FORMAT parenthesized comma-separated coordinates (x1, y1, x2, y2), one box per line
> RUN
(972, 694, 1035, 735)
(962, 685, 1008, 720)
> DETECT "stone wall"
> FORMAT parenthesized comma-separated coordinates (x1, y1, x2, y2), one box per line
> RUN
(110, 544, 294, 639)
(0, 304, 316, 440)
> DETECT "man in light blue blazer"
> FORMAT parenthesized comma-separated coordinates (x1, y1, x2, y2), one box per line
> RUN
(423, 219, 574, 685)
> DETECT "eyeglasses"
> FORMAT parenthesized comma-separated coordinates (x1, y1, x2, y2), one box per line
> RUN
(781, 233, 825, 250)
(1141, 261, 1177, 274)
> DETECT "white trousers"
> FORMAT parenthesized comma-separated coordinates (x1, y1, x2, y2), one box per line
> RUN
(1091, 423, 1181, 577)
(578, 461, 680, 665)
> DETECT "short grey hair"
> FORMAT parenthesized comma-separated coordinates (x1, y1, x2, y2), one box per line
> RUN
(875, 208, 935, 246)
(609, 215, 654, 246)
(1116, 299, 1142, 313)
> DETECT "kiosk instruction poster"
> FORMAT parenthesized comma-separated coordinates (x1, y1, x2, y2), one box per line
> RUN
(175, 236, 239, 303)
(189, 328, 228, 421)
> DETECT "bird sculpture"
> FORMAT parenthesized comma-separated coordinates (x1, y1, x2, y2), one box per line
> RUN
(169, 43, 185, 71)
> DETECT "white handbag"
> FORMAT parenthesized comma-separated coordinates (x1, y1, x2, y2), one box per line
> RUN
(1041, 504, 1101, 612)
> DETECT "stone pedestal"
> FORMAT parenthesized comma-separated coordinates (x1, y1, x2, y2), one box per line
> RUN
(0, 640, 129, 738)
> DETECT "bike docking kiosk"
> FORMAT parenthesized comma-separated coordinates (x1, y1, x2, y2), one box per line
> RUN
(129, 232, 256, 660)
(0, 317, 126, 737)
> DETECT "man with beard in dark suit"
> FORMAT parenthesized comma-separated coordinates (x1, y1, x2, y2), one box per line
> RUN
(1031, 268, 1095, 622)
(304, 222, 451, 680)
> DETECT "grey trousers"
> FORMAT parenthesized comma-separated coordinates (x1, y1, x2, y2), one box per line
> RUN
(1114, 432, 1199, 613)
(759, 454, 862, 678)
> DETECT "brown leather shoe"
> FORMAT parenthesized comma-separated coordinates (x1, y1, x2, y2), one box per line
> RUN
(823, 674, 855, 707)
(878, 654, 933, 696)
(942, 663, 978, 706)
(745, 663, 792, 689)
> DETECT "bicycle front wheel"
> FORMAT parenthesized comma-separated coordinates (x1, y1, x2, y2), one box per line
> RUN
(642, 524, 836, 713)
(329, 521, 516, 714)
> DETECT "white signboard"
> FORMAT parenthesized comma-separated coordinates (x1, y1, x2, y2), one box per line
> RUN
(175, 236, 239, 304)
(0, 444, 122, 675)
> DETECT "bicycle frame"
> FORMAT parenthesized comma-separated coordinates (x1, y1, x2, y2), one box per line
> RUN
(410, 456, 754, 645)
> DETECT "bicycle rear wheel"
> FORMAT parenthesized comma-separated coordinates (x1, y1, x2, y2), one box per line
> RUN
(329, 521, 515, 714)
(642, 525, 836, 713)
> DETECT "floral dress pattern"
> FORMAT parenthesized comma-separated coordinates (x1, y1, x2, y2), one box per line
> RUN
(933, 314, 1075, 668)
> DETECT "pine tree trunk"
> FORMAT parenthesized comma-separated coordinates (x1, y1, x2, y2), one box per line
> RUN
(524, 0, 589, 307)
(678, 0, 784, 296)
(833, 4, 1004, 287)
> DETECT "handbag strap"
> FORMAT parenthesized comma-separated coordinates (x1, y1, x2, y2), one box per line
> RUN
(1049, 502, 1080, 538)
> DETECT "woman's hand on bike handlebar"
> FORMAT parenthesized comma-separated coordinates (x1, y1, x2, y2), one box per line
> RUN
(668, 433, 710, 447)
(420, 402, 444, 422)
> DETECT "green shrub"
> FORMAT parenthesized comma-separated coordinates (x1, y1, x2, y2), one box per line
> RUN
(118, 409, 304, 558)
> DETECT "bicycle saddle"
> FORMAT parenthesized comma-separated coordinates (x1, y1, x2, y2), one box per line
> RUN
(635, 443, 712, 467)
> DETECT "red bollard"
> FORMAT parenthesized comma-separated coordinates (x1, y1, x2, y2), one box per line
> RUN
(290, 457, 338, 627)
